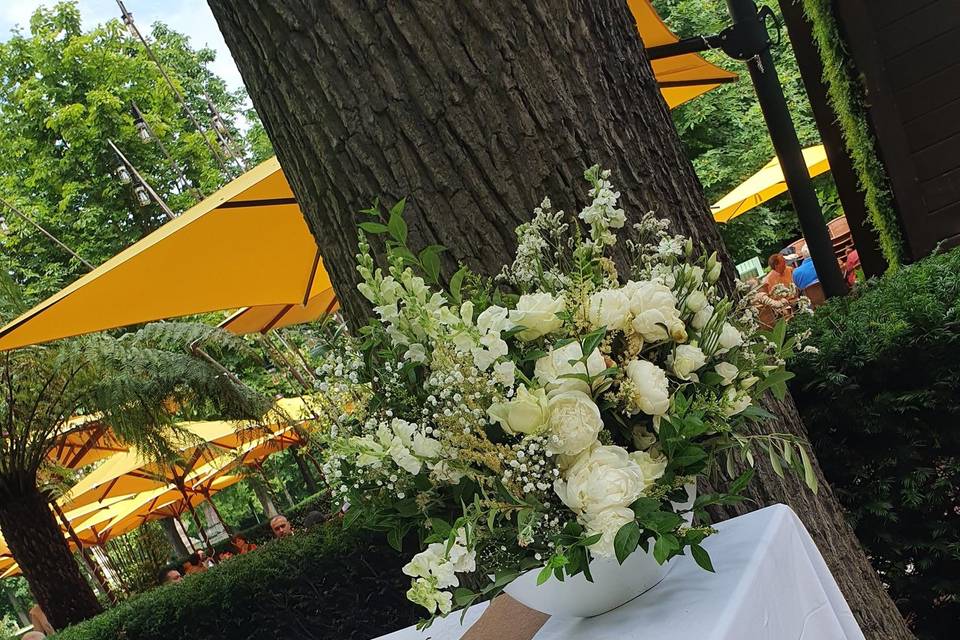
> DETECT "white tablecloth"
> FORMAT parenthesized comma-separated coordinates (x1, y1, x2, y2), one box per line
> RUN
(374, 504, 864, 640)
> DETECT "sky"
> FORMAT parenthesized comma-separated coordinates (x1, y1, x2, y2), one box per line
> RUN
(0, 0, 245, 92)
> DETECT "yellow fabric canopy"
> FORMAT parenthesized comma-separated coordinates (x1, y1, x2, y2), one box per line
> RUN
(629, 0, 738, 108)
(49, 415, 127, 469)
(711, 145, 830, 223)
(0, 157, 335, 351)
(220, 279, 339, 335)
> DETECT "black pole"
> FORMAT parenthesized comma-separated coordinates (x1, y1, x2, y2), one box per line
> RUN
(724, 0, 847, 297)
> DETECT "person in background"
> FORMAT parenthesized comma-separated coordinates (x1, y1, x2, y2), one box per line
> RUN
(183, 552, 206, 575)
(28, 605, 54, 636)
(763, 254, 795, 297)
(230, 534, 257, 554)
(22, 632, 46, 640)
(302, 510, 326, 528)
(843, 247, 860, 286)
(270, 514, 293, 538)
(792, 245, 820, 291)
(161, 568, 183, 584)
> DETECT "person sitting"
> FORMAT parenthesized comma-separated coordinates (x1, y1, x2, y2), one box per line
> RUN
(270, 514, 293, 538)
(28, 605, 54, 636)
(161, 568, 183, 584)
(215, 550, 234, 562)
(22, 632, 46, 640)
(763, 253, 795, 296)
(183, 552, 207, 574)
(843, 247, 860, 286)
(230, 534, 257, 554)
(792, 246, 820, 291)
(302, 510, 326, 528)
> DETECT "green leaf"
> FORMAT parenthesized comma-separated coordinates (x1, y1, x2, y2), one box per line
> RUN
(671, 444, 708, 469)
(614, 521, 642, 565)
(641, 510, 684, 534)
(430, 518, 452, 538)
(728, 467, 755, 495)
(387, 203, 408, 243)
(631, 497, 660, 519)
(419, 246, 442, 283)
(690, 544, 715, 572)
(358, 221, 388, 234)
(768, 445, 784, 478)
(652, 534, 679, 564)
(581, 328, 607, 356)
(771, 319, 787, 348)
(386, 527, 404, 551)
(449, 266, 468, 303)
(799, 445, 819, 494)
(536, 565, 553, 586)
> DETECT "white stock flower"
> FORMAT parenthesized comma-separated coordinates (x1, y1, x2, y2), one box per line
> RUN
(716, 323, 743, 354)
(510, 293, 565, 340)
(546, 390, 603, 456)
(586, 288, 632, 332)
(411, 432, 442, 459)
(534, 341, 606, 394)
(584, 506, 635, 558)
(669, 344, 707, 380)
(626, 281, 682, 343)
(554, 444, 647, 515)
(487, 386, 550, 435)
(624, 360, 670, 416)
(476, 305, 510, 334)
(714, 362, 739, 386)
(493, 360, 516, 387)
(685, 290, 708, 313)
(692, 304, 714, 331)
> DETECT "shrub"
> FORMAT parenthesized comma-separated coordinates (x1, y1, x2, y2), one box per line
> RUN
(789, 247, 960, 638)
(54, 524, 419, 640)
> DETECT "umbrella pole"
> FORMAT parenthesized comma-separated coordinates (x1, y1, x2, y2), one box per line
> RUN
(202, 490, 233, 536)
(175, 483, 215, 553)
(259, 335, 312, 391)
(275, 331, 319, 382)
(51, 502, 118, 604)
(176, 515, 199, 553)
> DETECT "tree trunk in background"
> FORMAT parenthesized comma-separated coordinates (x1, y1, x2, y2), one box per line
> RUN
(250, 477, 279, 519)
(160, 517, 190, 558)
(0, 480, 102, 629)
(210, 1, 912, 637)
(292, 446, 319, 493)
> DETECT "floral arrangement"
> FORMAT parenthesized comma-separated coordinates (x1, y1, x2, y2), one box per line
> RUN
(317, 166, 816, 622)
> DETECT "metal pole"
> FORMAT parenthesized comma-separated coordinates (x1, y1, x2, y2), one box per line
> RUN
(0, 197, 95, 270)
(108, 139, 176, 220)
(724, 0, 847, 297)
(51, 501, 118, 604)
(130, 101, 205, 200)
(115, 0, 231, 174)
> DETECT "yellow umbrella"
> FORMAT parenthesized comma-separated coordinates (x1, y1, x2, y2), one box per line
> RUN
(48, 415, 127, 469)
(220, 289, 338, 335)
(0, 157, 334, 351)
(712, 145, 830, 222)
(628, 0, 738, 108)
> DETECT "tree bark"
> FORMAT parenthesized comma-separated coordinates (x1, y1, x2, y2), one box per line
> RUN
(160, 516, 190, 558)
(209, 1, 912, 637)
(0, 479, 102, 629)
(292, 446, 319, 493)
(249, 476, 279, 519)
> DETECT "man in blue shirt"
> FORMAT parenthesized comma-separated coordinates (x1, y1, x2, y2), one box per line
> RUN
(792, 246, 820, 290)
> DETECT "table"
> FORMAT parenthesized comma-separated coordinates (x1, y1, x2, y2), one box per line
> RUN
(374, 504, 865, 640)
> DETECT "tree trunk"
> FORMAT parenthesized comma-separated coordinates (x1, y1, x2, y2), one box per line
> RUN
(160, 516, 190, 558)
(0, 479, 102, 629)
(249, 476, 279, 519)
(292, 446, 319, 494)
(209, 1, 912, 637)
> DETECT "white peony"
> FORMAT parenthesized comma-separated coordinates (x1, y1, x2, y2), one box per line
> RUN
(586, 288, 632, 332)
(624, 359, 671, 416)
(583, 506, 636, 558)
(669, 344, 707, 380)
(626, 281, 682, 343)
(554, 443, 647, 514)
(510, 293, 565, 340)
(716, 323, 743, 354)
(546, 390, 604, 456)
(691, 304, 714, 330)
(534, 341, 606, 395)
(714, 362, 739, 386)
(685, 290, 708, 313)
(629, 450, 668, 491)
(487, 386, 550, 435)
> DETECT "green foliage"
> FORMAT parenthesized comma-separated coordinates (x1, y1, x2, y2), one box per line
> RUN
(788, 248, 960, 638)
(104, 523, 170, 596)
(799, 0, 902, 268)
(53, 525, 419, 640)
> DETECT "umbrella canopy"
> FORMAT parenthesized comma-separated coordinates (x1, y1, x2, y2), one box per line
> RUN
(629, 0, 738, 108)
(0, 157, 334, 351)
(48, 415, 127, 469)
(711, 145, 830, 222)
(219, 278, 339, 335)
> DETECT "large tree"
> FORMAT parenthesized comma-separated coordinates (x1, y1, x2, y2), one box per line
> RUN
(209, 1, 911, 637)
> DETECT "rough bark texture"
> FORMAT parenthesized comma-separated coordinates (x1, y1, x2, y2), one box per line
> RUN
(0, 479, 102, 629)
(209, 1, 912, 637)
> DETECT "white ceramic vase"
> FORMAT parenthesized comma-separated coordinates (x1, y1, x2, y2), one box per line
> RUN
(503, 484, 696, 618)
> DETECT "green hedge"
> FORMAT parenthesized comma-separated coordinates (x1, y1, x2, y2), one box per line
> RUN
(55, 524, 419, 640)
(789, 248, 960, 639)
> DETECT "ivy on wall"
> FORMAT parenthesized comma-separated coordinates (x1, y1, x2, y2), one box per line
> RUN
(799, 0, 903, 269)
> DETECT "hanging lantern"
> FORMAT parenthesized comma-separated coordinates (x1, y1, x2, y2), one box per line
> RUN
(115, 165, 132, 184)
(133, 185, 151, 207)
(211, 114, 228, 136)
(135, 119, 151, 142)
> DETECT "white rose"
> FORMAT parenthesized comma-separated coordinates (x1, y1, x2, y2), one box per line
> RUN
(476, 305, 510, 335)
(487, 385, 550, 435)
(722, 387, 751, 416)
(586, 289, 632, 332)
(685, 290, 708, 313)
(509, 293, 565, 341)
(554, 444, 646, 514)
(629, 450, 667, 492)
(716, 323, 743, 354)
(714, 362, 739, 386)
(624, 359, 670, 416)
(669, 344, 707, 380)
(583, 506, 636, 559)
(692, 304, 714, 330)
(546, 390, 604, 456)
(534, 341, 606, 394)
(627, 281, 682, 343)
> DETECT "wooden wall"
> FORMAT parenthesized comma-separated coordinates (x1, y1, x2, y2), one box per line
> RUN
(835, 0, 960, 261)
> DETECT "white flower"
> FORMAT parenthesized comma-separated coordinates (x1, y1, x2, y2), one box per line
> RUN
(722, 387, 751, 416)
(685, 290, 708, 313)
(716, 323, 743, 354)
(403, 343, 427, 364)
(669, 344, 707, 380)
(583, 506, 636, 559)
(624, 359, 670, 416)
(714, 362, 739, 386)
(388, 439, 421, 475)
(545, 390, 603, 456)
(534, 341, 606, 394)
(493, 360, 516, 387)
(626, 281, 682, 343)
(692, 304, 714, 330)
(488, 386, 550, 435)
(411, 432, 442, 459)
(628, 450, 667, 492)
(586, 288, 632, 332)
(554, 443, 648, 515)
(471, 332, 508, 371)
(510, 293, 565, 340)
(476, 305, 510, 334)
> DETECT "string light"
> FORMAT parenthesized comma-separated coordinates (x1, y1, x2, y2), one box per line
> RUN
(115, 165, 132, 184)
(135, 118, 151, 142)
(133, 184, 151, 207)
